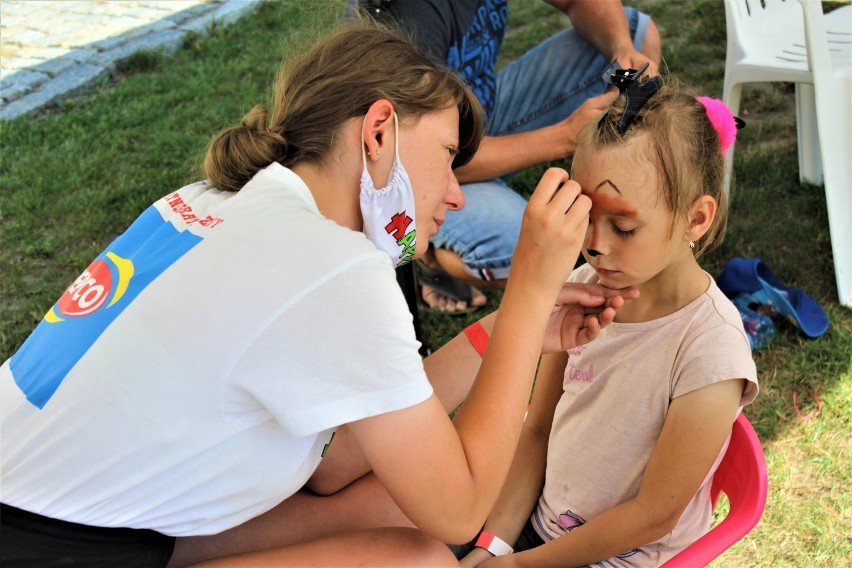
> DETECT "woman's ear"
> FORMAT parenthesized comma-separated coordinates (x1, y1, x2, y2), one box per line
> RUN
(362, 99, 395, 161)
(686, 195, 717, 242)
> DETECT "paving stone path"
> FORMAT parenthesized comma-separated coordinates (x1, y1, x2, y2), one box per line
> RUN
(0, 0, 262, 120)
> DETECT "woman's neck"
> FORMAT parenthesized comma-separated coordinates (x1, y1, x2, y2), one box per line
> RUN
(293, 119, 371, 232)
(292, 159, 362, 233)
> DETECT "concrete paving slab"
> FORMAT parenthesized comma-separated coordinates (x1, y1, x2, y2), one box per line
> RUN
(0, 0, 262, 121)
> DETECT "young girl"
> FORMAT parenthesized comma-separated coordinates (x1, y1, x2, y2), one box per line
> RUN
(459, 79, 759, 566)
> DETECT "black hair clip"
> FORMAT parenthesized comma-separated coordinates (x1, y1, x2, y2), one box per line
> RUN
(601, 59, 663, 135)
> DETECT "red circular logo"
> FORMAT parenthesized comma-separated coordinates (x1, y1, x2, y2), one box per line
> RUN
(57, 259, 113, 317)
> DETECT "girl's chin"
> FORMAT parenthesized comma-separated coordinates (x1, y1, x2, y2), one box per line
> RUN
(593, 270, 637, 289)
(590, 265, 621, 280)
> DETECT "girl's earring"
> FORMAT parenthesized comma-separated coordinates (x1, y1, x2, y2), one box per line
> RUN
(689, 241, 695, 250)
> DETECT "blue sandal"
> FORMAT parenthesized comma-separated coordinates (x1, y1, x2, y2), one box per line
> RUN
(718, 257, 829, 338)
(730, 293, 776, 350)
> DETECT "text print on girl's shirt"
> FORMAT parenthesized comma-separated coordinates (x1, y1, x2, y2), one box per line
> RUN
(565, 345, 595, 383)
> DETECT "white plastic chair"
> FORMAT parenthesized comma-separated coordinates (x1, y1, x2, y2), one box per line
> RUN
(723, 0, 852, 308)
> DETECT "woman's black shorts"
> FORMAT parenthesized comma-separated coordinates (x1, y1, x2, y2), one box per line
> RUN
(1, 503, 176, 567)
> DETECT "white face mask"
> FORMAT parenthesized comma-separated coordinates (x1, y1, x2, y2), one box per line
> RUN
(359, 112, 417, 268)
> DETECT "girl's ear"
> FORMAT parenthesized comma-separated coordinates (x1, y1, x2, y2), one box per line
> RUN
(686, 195, 717, 243)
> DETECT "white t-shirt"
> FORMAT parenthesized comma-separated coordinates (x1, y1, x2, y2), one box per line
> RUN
(532, 263, 759, 566)
(0, 163, 432, 536)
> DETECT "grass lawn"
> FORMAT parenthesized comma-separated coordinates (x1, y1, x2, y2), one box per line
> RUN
(1, 0, 849, 565)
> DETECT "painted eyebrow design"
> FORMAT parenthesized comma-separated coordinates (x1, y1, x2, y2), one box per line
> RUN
(586, 180, 639, 218)
(594, 179, 622, 194)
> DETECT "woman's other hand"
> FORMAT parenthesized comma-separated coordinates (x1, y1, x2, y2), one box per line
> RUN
(541, 283, 639, 353)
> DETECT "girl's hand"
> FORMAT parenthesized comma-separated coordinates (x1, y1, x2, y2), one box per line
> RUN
(541, 283, 639, 353)
(509, 168, 591, 301)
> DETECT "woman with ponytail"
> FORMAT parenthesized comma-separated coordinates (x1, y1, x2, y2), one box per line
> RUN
(0, 20, 635, 567)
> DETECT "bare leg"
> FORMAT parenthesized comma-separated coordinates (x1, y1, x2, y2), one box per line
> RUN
(433, 247, 507, 292)
(169, 474, 416, 567)
(191, 527, 458, 568)
(304, 425, 371, 495)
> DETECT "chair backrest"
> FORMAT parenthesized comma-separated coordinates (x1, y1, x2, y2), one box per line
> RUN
(661, 413, 768, 567)
(725, 0, 812, 70)
(799, 0, 852, 71)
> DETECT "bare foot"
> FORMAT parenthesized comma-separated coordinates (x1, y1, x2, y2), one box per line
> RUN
(417, 248, 489, 315)
(420, 283, 487, 314)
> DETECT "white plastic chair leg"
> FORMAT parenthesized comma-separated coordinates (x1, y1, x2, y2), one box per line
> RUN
(795, 83, 823, 185)
(722, 81, 743, 200)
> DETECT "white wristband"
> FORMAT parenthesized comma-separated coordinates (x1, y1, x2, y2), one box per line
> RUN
(475, 531, 513, 556)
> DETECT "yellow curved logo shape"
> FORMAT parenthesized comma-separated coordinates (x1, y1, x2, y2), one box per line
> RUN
(44, 306, 64, 323)
(105, 252, 134, 307)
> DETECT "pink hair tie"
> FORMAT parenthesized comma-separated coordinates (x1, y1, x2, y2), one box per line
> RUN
(696, 96, 743, 156)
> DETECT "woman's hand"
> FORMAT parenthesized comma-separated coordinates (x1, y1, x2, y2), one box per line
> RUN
(541, 283, 638, 353)
(509, 168, 591, 303)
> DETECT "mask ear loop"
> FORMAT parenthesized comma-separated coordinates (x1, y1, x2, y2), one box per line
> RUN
(392, 111, 400, 165)
(361, 114, 370, 169)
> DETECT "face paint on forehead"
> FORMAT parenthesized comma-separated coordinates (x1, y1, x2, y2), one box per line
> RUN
(582, 179, 639, 222)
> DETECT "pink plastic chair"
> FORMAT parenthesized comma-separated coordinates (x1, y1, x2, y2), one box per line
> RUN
(661, 413, 768, 567)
